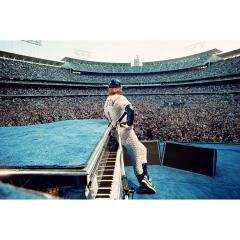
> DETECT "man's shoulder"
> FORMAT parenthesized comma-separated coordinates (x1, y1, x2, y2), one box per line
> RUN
(106, 94, 130, 106)
(116, 94, 129, 102)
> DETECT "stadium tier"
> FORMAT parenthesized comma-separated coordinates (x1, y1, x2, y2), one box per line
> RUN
(0, 83, 239, 96)
(1, 49, 240, 85)
(61, 49, 221, 73)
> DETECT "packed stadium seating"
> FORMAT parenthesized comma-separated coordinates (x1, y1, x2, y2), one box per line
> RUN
(1, 51, 240, 85)
(1, 94, 239, 143)
(0, 49, 240, 143)
(0, 83, 239, 96)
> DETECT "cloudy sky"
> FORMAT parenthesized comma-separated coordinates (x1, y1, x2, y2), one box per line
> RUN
(0, 40, 239, 64)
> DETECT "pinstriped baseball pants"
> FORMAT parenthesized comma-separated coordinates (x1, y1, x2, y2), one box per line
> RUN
(119, 128, 147, 175)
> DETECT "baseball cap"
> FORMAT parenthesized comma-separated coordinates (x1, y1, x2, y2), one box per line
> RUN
(108, 79, 121, 88)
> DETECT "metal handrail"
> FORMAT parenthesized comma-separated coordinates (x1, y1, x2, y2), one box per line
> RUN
(116, 125, 126, 179)
(116, 124, 135, 199)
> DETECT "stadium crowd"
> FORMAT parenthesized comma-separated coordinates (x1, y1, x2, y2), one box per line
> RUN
(0, 83, 239, 96)
(1, 50, 240, 144)
(131, 95, 240, 143)
(1, 55, 240, 84)
(1, 94, 239, 143)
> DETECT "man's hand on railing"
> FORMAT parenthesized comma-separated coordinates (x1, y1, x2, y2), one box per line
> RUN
(109, 121, 117, 128)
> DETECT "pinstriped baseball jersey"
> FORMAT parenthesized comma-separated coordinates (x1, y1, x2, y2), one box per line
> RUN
(104, 94, 130, 123)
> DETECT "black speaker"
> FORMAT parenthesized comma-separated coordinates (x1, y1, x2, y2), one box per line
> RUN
(162, 142, 217, 176)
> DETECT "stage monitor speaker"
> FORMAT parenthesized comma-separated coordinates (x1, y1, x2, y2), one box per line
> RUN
(162, 142, 217, 176)
(123, 141, 161, 166)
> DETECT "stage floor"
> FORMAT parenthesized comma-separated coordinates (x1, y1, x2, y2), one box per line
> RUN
(126, 143, 240, 199)
(1, 120, 240, 199)
(0, 119, 108, 168)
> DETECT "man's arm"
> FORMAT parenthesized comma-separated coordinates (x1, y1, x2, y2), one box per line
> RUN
(120, 104, 134, 129)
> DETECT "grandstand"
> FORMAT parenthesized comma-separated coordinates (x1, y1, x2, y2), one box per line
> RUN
(0, 50, 62, 67)
(1, 49, 240, 86)
(61, 49, 221, 73)
(0, 48, 240, 143)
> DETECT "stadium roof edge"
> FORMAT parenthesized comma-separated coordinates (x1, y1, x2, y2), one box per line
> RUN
(142, 49, 222, 65)
(217, 48, 240, 59)
(62, 49, 222, 65)
(0, 50, 63, 66)
(61, 57, 131, 66)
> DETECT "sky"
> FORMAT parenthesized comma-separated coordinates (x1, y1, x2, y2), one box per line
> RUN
(0, 40, 240, 64)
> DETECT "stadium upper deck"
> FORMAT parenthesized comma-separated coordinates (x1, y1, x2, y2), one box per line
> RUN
(0, 49, 240, 84)
(0, 50, 63, 67)
(62, 49, 221, 73)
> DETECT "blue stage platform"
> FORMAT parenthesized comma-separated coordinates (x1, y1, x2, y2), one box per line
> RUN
(0, 119, 108, 168)
(1, 120, 239, 199)
(126, 143, 240, 199)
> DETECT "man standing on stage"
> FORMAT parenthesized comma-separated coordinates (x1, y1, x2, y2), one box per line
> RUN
(104, 79, 156, 194)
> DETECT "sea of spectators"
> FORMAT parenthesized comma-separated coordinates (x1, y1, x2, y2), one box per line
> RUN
(1, 55, 240, 84)
(0, 85, 105, 96)
(1, 52, 240, 143)
(0, 83, 239, 96)
(0, 96, 105, 126)
(66, 61, 132, 74)
(1, 94, 239, 143)
(123, 83, 240, 95)
(0, 58, 78, 82)
(130, 95, 240, 143)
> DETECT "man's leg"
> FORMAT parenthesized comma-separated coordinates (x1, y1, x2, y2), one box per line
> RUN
(123, 130, 156, 194)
